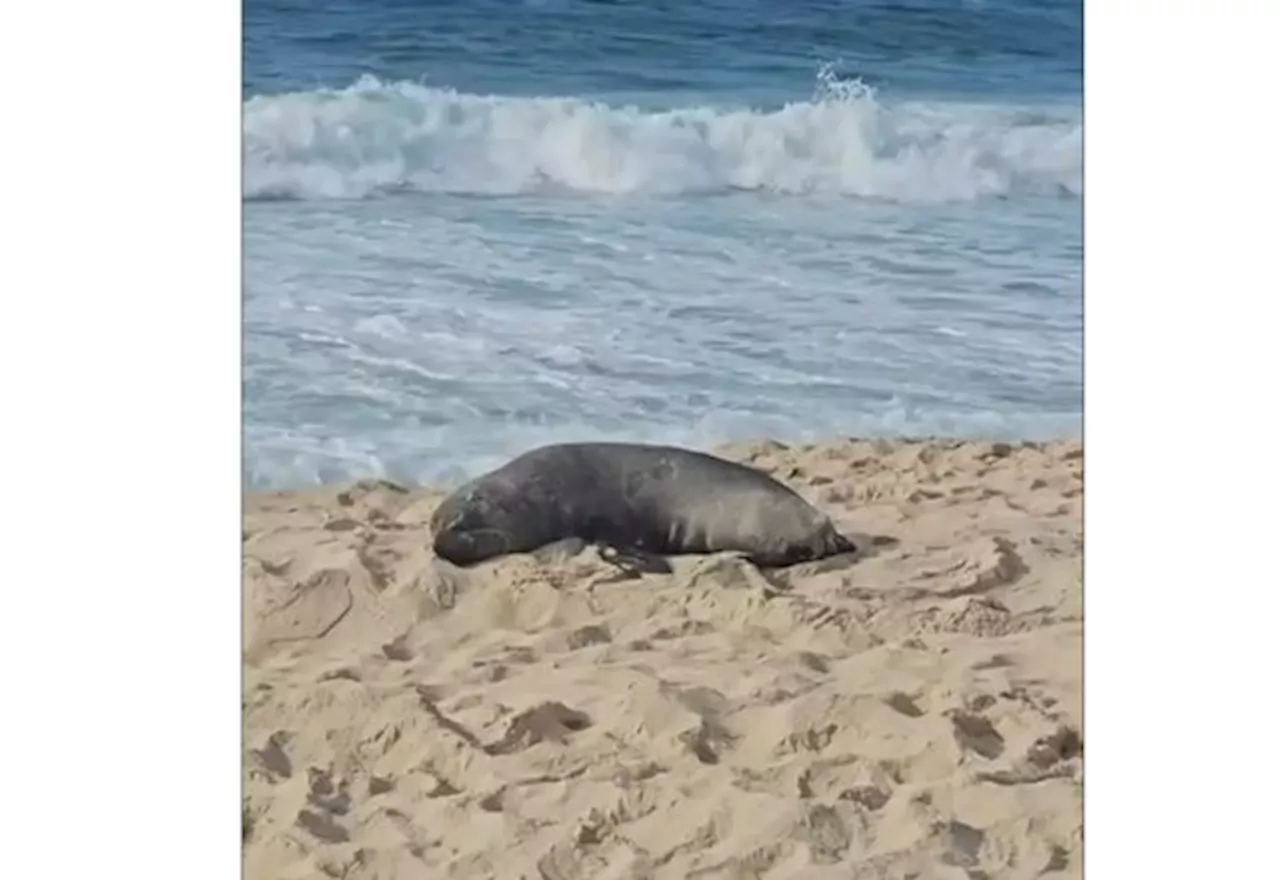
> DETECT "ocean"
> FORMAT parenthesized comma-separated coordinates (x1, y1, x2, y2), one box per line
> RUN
(243, 0, 1082, 489)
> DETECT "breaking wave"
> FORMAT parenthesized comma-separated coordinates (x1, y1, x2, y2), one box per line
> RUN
(243, 72, 1080, 202)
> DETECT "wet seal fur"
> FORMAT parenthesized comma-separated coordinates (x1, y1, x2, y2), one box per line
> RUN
(429, 442, 857, 569)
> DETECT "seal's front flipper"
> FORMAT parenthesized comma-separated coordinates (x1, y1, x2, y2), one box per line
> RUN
(532, 537, 590, 564)
(598, 544, 673, 576)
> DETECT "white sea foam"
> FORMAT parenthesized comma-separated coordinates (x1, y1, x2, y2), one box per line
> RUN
(243, 73, 1080, 202)
(243, 188, 1082, 488)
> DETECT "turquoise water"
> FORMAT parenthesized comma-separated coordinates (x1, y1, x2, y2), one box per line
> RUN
(243, 0, 1082, 487)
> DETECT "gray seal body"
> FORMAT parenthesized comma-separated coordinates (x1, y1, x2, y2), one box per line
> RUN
(429, 442, 856, 567)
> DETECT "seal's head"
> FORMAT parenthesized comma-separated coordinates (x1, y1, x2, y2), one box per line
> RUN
(779, 521, 857, 565)
(429, 481, 523, 565)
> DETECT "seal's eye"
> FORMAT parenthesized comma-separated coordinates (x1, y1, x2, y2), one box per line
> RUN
(453, 507, 491, 531)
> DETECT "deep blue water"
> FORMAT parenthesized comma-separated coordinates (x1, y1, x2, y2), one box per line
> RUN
(245, 0, 1081, 102)
(243, 0, 1082, 487)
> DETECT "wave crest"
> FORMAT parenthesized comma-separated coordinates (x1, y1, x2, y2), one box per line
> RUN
(243, 73, 1080, 202)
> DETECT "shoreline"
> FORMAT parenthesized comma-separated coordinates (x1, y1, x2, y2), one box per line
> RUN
(244, 434, 1083, 879)
(242, 433, 1084, 498)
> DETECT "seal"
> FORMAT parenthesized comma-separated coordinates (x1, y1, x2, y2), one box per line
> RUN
(429, 442, 857, 568)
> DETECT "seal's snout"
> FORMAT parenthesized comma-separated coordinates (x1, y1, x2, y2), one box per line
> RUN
(433, 526, 510, 566)
(433, 527, 476, 565)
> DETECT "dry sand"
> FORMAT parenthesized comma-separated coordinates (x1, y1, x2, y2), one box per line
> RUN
(243, 437, 1083, 880)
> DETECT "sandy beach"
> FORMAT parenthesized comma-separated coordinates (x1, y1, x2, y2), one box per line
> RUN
(243, 437, 1083, 880)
